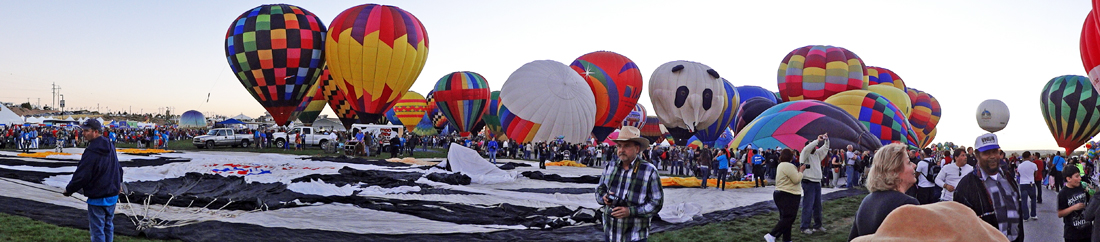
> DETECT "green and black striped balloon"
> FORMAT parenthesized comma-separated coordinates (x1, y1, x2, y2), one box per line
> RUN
(1040, 75, 1100, 153)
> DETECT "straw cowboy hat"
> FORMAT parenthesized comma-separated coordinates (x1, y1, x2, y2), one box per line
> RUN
(852, 201, 1008, 242)
(612, 126, 650, 148)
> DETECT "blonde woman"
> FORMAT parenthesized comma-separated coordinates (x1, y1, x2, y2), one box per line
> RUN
(848, 143, 919, 240)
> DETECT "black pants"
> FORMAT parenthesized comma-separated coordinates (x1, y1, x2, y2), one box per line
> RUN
(754, 166, 766, 187)
(1055, 170, 1064, 192)
(915, 186, 936, 205)
(770, 191, 800, 242)
(716, 169, 728, 190)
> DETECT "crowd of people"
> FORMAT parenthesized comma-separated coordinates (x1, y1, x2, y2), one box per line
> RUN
(0, 124, 208, 151)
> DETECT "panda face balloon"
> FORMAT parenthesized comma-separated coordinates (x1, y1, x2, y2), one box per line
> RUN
(649, 60, 727, 145)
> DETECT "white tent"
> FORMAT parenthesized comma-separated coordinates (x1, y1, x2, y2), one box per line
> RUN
(231, 114, 253, 121)
(0, 105, 23, 125)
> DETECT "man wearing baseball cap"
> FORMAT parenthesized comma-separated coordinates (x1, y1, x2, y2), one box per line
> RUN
(64, 119, 124, 242)
(596, 126, 664, 242)
(953, 133, 1024, 242)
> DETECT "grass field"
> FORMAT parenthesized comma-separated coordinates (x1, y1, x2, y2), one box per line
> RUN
(651, 193, 867, 242)
(0, 212, 175, 242)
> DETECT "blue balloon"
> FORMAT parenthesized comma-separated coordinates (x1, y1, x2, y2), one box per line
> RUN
(735, 86, 778, 105)
(696, 79, 739, 144)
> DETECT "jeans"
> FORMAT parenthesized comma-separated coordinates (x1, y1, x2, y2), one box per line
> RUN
(800, 180, 823, 230)
(846, 166, 858, 188)
(770, 191, 800, 242)
(716, 168, 728, 190)
(1020, 184, 1037, 218)
(88, 204, 115, 242)
(699, 166, 710, 188)
(524, 150, 530, 159)
(489, 150, 497, 164)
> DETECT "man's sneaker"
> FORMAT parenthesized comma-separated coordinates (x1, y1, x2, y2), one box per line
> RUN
(1031, 216, 1039, 221)
(815, 227, 827, 233)
(801, 229, 814, 235)
(764, 233, 776, 242)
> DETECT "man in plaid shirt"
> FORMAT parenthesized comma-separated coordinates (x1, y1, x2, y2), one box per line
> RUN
(597, 126, 664, 242)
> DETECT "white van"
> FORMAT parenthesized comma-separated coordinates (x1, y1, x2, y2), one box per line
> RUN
(349, 124, 405, 148)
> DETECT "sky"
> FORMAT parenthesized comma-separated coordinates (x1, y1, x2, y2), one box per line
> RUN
(0, 0, 1093, 151)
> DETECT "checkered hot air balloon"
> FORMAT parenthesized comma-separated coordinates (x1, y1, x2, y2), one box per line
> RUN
(291, 67, 330, 126)
(867, 85, 912, 118)
(327, 4, 429, 124)
(1041, 75, 1100, 155)
(777, 45, 867, 102)
(621, 103, 647, 130)
(907, 88, 941, 148)
(433, 72, 490, 137)
(866, 66, 907, 92)
(225, 4, 327, 126)
(731, 100, 881, 151)
(825, 90, 918, 148)
(570, 51, 644, 142)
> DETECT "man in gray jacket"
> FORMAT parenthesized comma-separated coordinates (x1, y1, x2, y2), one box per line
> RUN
(800, 133, 830, 234)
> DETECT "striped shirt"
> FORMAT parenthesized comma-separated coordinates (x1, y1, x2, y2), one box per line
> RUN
(596, 157, 664, 242)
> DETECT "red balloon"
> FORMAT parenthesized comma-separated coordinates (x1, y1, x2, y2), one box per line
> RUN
(569, 51, 643, 142)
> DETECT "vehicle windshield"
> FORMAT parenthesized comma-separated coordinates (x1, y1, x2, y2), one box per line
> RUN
(206, 130, 218, 136)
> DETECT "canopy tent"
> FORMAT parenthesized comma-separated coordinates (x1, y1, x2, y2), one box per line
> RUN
(217, 119, 246, 125)
(0, 105, 24, 125)
(231, 114, 253, 121)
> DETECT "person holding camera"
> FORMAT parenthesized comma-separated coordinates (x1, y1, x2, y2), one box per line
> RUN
(799, 133, 830, 235)
(765, 148, 806, 242)
(596, 127, 663, 242)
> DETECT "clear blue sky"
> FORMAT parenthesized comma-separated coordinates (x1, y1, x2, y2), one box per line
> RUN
(0, 0, 1091, 151)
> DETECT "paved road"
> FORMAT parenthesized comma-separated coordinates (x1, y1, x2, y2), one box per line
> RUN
(1024, 186, 1063, 242)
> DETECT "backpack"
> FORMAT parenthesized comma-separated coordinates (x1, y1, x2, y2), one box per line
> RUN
(919, 158, 940, 183)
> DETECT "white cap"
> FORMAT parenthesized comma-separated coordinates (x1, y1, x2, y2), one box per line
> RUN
(974, 133, 1000, 152)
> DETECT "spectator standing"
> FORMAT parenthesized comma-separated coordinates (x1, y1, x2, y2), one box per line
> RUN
(848, 143, 919, 240)
(954, 133, 1024, 242)
(1016, 151, 1039, 221)
(799, 134, 829, 235)
(765, 149, 805, 242)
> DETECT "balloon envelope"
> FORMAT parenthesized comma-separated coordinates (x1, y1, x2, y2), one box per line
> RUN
(731, 100, 880, 151)
(483, 91, 505, 136)
(825, 90, 918, 147)
(225, 4, 327, 125)
(907, 88, 941, 147)
(389, 91, 428, 131)
(694, 79, 739, 144)
(179, 110, 206, 128)
(1082, 9, 1100, 92)
(735, 85, 778, 104)
(640, 116, 662, 143)
(649, 60, 727, 145)
(733, 97, 778, 134)
(867, 85, 912, 118)
(777, 45, 867, 102)
(501, 60, 597, 143)
(689, 127, 734, 148)
(434, 72, 491, 137)
(976, 99, 1010, 133)
(866, 66, 907, 92)
(1041, 75, 1100, 153)
(326, 4, 429, 124)
(570, 51, 644, 142)
(291, 70, 329, 126)
(621, 103, 648, 130)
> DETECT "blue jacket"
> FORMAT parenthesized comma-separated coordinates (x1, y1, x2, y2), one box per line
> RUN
(65, 136, 123, 199)
(488, 140, 498, 152)
(717, 154, 729, 169)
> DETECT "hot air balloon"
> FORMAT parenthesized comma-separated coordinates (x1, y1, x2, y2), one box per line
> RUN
(621, 103, 648, 130)
(735, 85, 778, 104)
(326, 4, 429, 124)
(731, 100, 881, 151)
(434, 72, 490, 137)
(976, 99, 1010, 133)
(483, 91, 506, 136)
(1083, 8, 1100, 91)
(777, 45, 867, 102)
(425, 91, 449, 132)
(867, 85, 912, 118)
(500, 60, 597, 143)
(907, 88, 941, 147)
(412, 113, 438, 136)
(385, 91, 429, 131)
(1041, 75, 1100, 155)
(866, 66, 907, 92)
(309, 67, 359, 129)
(688, 127, 734, 148)
(225, 4, 327, 126)
(179, 110, 207, 128)
(570, 51, 644, 142)
(694, 79, 739, 145)
(733, 97, 778, 134)
(291, 71, 329, 126)
(649, 61, 727, 145)
(640, 116, 663, 143)
(824, 90, 918, 147)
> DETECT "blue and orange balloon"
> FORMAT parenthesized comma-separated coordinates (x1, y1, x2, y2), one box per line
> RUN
(570, 51, 643, 142)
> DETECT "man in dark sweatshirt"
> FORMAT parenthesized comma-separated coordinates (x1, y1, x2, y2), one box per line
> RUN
(64, 119, 123, 242)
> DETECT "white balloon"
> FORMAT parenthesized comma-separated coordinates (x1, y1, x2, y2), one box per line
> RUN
(501, 60, 597, 143)
(976, 99, 1010, 133)
(648, 60, 727, 132)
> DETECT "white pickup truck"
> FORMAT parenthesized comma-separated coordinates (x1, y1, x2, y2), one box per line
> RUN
(193, 128, 253, 149)
(272, 126, 337, 149)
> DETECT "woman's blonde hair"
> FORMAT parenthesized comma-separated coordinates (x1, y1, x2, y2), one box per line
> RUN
(866, 143, 910, 192)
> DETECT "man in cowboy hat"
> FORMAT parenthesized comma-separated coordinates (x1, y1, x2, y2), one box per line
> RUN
(596, 126, 664, 242)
